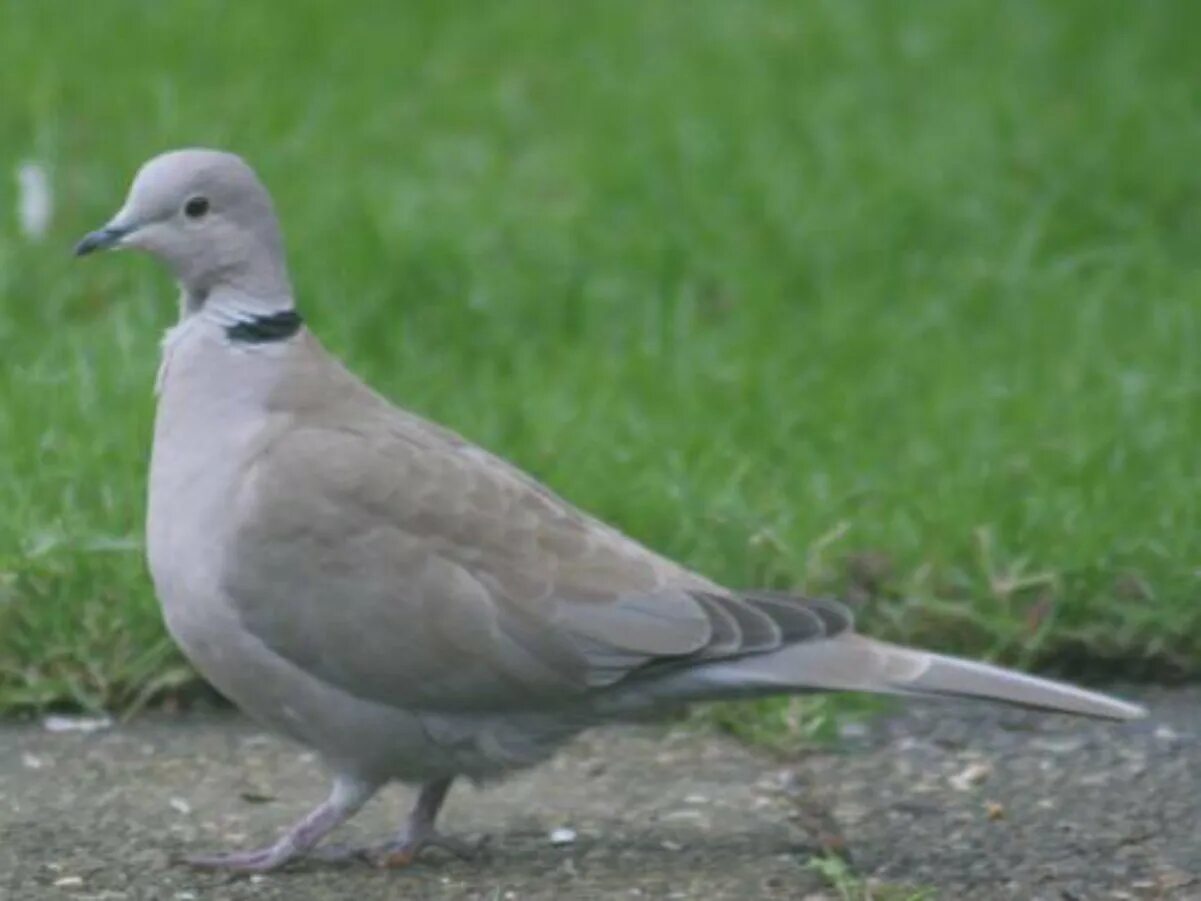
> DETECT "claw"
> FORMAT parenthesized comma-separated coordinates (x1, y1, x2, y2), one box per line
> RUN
(374, 831, 484, 868)
(377, 846, 417, 869)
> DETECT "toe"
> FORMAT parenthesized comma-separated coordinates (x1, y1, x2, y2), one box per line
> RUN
(181, 846, 296, 872)
(370, 832, 485, 868)
(305, 843, 373, 864)
(375, 847, 417, 869)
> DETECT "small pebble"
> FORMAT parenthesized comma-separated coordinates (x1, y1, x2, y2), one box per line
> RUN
(21, 752, 46, 770)
(549, 827, 577, 846)
(53, 876, 84, 888)
(43, 715, 113, 734)
(949, 760, 993, 791)
(168, 797, 192, 815)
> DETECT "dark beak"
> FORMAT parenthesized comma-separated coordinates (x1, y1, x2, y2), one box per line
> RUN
(74, 224, 133, 257)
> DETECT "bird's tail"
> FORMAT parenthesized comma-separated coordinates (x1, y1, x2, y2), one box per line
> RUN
(687, 634, 1145, 721)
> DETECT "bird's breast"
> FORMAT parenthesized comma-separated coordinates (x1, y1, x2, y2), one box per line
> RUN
(145, 337, 278, 638)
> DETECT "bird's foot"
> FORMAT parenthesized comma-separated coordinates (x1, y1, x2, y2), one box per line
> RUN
(312, 830, 486, 868)
(375, 829, 484, 868)
(181, 843, 303, 873)
(179, 774, 380, 873)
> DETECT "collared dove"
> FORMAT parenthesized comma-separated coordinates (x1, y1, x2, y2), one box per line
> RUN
(75, 149, 1144, 873)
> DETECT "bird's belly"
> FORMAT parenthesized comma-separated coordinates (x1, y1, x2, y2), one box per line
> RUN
(144, 427, 583, 783)
(184, 612, 576, 781)
(144, 479, 441, 780)
(155, 578, 472, 781)
(150, 524, 575, 783)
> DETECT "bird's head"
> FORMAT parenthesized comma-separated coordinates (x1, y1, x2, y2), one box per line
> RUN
(75, 148, 292, 306)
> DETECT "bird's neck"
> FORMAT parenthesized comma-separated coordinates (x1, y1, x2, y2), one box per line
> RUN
(156, 287, 304, 396)
(185, 286, 301, 342)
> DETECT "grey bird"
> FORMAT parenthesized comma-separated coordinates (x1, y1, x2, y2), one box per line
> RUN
(75, 149, 1144, 872)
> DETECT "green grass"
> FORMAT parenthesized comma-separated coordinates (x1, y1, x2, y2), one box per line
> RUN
(1, 1, 1200, 714)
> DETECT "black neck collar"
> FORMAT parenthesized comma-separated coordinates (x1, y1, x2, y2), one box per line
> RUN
(225, 309, 304, 344)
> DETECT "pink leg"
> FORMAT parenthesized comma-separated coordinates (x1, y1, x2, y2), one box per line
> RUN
(183, 774, 379, 873)
(313, 777, 482, 867)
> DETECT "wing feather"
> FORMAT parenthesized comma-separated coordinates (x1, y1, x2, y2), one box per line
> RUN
(223, 366, 856, 713)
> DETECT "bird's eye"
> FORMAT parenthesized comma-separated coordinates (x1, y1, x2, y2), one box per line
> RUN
(184, 196, 210, 219)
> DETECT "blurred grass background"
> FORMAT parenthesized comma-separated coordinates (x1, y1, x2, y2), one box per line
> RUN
(1, 1, 1199, 725)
